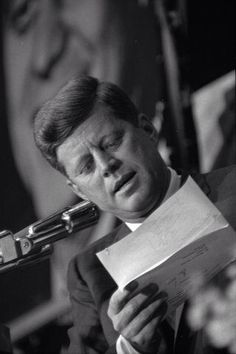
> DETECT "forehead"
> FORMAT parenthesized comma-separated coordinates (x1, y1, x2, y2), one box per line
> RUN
(74, 107, 128, 143)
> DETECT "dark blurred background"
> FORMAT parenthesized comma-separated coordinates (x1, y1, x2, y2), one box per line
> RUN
(0, 1, 235, 353)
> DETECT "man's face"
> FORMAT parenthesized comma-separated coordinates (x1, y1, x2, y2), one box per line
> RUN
(57, 107, 170, 222)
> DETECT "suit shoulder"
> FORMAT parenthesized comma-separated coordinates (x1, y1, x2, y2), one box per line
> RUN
(205, 164, 236, 179)
(204, 165, 236, 192)
(203, 165, 236, 229)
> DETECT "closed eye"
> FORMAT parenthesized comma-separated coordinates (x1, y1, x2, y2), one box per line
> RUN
(104, 134, 123, 151)
(78, 157, 94, 175)
(81, 163, 93, 174)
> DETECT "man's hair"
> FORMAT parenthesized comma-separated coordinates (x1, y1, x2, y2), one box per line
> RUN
(34, 76, 138, 175)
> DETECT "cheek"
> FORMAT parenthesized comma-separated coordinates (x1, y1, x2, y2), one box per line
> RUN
(77, 178, 105, 201)
(121, 139, 145, 164)
(131, 147, 156, 172)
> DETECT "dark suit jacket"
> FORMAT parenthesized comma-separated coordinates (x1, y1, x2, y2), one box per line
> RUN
(67, 166, 236, 354)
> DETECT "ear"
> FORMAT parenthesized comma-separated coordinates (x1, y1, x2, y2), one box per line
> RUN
(66, 179, 89, 201)
(138, 113, 158, 143)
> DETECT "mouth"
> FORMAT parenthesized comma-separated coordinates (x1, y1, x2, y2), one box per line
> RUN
(113, 172, 136, 194)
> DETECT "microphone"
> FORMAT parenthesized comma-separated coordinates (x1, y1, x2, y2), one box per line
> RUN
(0, 200, 99, 273)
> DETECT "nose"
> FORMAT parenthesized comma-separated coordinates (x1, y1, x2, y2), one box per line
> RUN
(30, 2, 68, 78)
(95, 151, 121, 177)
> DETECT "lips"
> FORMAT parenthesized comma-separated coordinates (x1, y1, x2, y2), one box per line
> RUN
(113, 172, 136, 194)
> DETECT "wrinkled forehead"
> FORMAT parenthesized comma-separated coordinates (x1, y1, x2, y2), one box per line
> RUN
(71, 107, 129, 144)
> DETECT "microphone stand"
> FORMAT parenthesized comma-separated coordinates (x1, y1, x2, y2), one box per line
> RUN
(0, 200, 99, 274)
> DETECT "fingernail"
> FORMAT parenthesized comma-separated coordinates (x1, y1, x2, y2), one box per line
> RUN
(142, 283, 159, 295)
(125, 280, 138, 291)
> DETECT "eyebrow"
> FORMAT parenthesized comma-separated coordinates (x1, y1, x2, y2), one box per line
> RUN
(99, 130, 123, 146)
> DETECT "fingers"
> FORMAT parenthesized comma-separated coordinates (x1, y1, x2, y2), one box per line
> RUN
(130, 315, 163, 351)
(108, 282, 168, 335)
(122, 294, 168, 338)
(108, 281, 139, 317)
(107, 282, 168, 353)
(108, 282, 158, 321)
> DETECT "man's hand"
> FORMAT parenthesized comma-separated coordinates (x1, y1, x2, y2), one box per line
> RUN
(108, 281, 168, 353)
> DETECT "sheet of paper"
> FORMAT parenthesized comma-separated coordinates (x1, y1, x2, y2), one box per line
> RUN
(97, 177, 236, 314)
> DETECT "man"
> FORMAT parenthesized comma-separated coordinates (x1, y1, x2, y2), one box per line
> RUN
(1, 1, 163, 330)
(34, 76, 236, 354)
